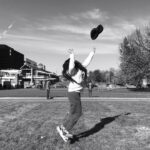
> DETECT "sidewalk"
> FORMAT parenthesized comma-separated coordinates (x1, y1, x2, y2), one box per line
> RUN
(0, 97, 150, 102)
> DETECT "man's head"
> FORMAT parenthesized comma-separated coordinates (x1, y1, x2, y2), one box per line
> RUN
(62, 59, 87, 82)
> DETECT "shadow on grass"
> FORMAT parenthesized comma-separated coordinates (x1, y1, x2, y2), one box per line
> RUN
(70, 113, 131, 144)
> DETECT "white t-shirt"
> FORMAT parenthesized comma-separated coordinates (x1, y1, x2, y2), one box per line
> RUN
(68, 51, 95, 92)
(68, 70, 84, 92)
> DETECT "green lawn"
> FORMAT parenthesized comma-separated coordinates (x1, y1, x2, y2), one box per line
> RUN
(0, 87, 150, 98)
(0, 99, 150, 150)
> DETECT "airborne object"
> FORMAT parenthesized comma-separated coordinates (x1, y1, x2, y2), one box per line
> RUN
(90, 24, 104, 40)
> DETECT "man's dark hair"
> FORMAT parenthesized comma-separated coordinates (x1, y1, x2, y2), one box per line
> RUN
(62, 58, 87, 83)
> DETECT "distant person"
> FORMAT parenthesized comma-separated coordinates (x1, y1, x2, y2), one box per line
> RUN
(46, 80, 53, 100)
(39, 81, 43, 89)
(56, 48, 96, 142)
(46, 74, 60, 99)
(88, 81, 93, 97)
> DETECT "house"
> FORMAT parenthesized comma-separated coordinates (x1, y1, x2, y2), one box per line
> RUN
(20, 58, 58, 88)
(0, 44, 24, 88)
(0, 44, 59, 89)
(0, 69, 22, 88)
(0, 44, 24, 69)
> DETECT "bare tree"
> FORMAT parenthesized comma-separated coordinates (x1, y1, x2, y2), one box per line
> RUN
(120, 26, 150, 88)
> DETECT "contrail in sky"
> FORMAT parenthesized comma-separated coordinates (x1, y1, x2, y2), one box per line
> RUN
(0, 22, 15, 40)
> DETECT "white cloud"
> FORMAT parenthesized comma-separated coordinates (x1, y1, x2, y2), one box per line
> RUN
(0, 22, 15, 40)
(80, 9, 109, 21)
(133, 17, 150, 28)
(36, 8, 108, 33)
(115, 21, 136, 35)
(69, 9, 109, 22)
(48, 24, 89, 35)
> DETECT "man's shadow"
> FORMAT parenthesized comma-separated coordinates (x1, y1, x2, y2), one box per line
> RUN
(70, 112, 130, 144)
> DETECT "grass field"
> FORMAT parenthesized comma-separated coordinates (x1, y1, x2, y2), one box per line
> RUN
(0, 88, 150, 149)
(0, 98, 150, 150)
(0, 87, 150, 98)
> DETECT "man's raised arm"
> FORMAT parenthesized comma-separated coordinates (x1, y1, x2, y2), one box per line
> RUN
(68, 49, 75, 74)
(82, 48, 96, 68)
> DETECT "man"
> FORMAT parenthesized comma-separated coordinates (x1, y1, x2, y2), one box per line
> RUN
(46, 80, 53, 100)
(46, 74, 60, 99)
(88, 81, 93, 97)
(56, 48, 96, 142)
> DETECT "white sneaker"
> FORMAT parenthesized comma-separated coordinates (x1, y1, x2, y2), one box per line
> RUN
(56, 126, 68, 142)
(60, 125, 73, 138)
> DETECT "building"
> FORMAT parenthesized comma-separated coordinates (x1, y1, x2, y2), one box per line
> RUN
(0, 69, 22, 88)
(0, 44, 24, 69)
(20, 58, 59, 88)
(0, 44, 59, 89)
(0, 44, 24, 88)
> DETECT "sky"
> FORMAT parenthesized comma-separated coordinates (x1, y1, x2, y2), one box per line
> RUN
(0, 0, 150, 74)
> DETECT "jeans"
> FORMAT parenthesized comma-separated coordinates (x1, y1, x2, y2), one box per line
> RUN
(63, 92, 82, 131)
(88, 89, 92, 97)
(46, 89, 50, 99)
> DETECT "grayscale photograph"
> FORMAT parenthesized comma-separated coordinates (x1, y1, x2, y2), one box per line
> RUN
(0, 0, 150, 149)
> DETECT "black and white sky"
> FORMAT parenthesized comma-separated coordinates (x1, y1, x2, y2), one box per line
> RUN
(0, 0, 150, 73)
